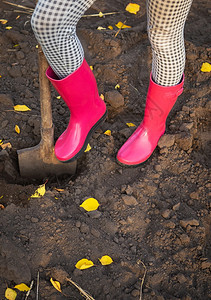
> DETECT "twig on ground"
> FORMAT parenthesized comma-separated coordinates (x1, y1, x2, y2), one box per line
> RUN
(3, 1, 34, 12)
(82, 11, 120, 17)
(25, 280, 34, 300)
(66, 277, 95, 300)
(137, 260, 147, 300)
(36, 271, 40, 300)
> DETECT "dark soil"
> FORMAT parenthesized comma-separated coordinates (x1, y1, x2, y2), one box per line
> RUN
(0, 0, 210, 299)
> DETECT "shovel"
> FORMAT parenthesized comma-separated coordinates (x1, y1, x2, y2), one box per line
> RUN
(17, 46, 76, 179)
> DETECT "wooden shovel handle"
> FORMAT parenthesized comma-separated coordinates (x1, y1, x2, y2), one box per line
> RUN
(38, 46, 53, 130)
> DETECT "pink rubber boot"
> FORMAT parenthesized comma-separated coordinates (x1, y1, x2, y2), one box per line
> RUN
(46, 59, 107, 162)
(117, 74, 184, 166)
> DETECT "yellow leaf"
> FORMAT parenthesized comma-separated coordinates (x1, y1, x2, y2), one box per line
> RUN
(126, 122, 136, 127)
(90, 66, 93, 71)
(84, 143, 91, 152)
(100, 94, 104, 100)
(56, 96, 61, 99)
(14, 105, 31, 112)
(98, 11, 104, 17)
(80, 198, 100, 211)
(31, 184, 46, 198)
(5, 288, 17, 300)
(75, 258, 94, 270)
(0, 19, 8, 24)
(1, 142, 12, 149)
(54, 188, 65, 192)
(14, 283, 30, 292)
(99, 255, 113, 265)
(0, 75, 2, 78)
(115, 84, 120, 89)
(201, 62, 211, 72)
(104, 130, 111, 136)
(108, 25, 113, 30)
(6, 26, 12, 30)
(16, 15, 20, 20)
(36, 45, 39, 48)
(115, 22, 131, 29)
(97, 26, 106, 30)
(0, 139, 3, 145)
(15, 125, 20, 134)
(50, 278, 62, 293)
(125, 3, 140, 14)
(14, 44, 19, 47)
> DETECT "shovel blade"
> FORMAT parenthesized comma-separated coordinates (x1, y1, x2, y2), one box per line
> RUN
(18, 144, 76, 179)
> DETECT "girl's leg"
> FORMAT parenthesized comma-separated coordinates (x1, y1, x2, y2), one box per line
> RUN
(31, 0, 95, 78)
(147, 0, 193, 86)
(117, 0, 193, 166)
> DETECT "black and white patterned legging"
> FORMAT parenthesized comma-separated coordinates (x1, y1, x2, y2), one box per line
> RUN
(31, 0, 193, 86)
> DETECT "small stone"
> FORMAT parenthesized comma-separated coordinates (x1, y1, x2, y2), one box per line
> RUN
(176, 132, 193, 150)
(201, 261, 211, 269)
(161, 209, 171, 219)
(180, 234, 190, 245)
(8, 65, 22, 78)
(80, 222, 90, 233)
(0, 94, 14, 108)
(180, 219, 199, 228)
(179, 122, 194, 131)
(1, 120, 9, 128)
(158, 134, 175, 148)
(173, 203, 181, 211)
(131, 289, 139, 297)
(75, 221, 81, 228)
(154, 164, 162, 172)
(31, 217, 39, 223)
(90, 228, 101, 238)
(105, 90, 124, 108)
(164, 221, 176, 229)
(122, 195, 138, 206)
(87, 210, 102, 218)
(73, 268, 83, 276)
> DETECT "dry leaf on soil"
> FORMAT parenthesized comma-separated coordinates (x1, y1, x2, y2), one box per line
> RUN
(31, 184, 46, 198)
(15, 125, 20, 134)
(50, 278, 62, 293)
(126, 122, 136, 127)
(125, 3, 140, 14)
(80, 198, 100, 211)
(84, 143, 92, 152)
(14, 105, 31, 112)
(201, 62, 211, 72)
(5, 288, 17, 300)
(115, 21, 131, 29)
(14, 283, 30, 292)
(75, 258, 94, 270)
(104, 130, 111, 136)
(99, 255, 113, 265)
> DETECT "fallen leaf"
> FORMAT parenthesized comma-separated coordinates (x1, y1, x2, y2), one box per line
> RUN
(16, 15, 20, 20)
(54, 188, 65, 192)
(0, 19, 8, 24)
(201, 62, 211, 72)
(80, 198, 100, 211)
(126, 122, 136, 127)
(5, 288, 17, 300)
(0, 75, 2, 78)
(115, 84, 120, 89)
(15, 125, 20, 134)
(104, 130, 111, 136)
(14, 283, 30, 292)
(14, 105, 31, 112)
(98, 11, 104, 17)
(14, 44, 19, 47)
(90, 66, 93, 71)
(6, 26, 12, 30)
(115, 22, 131, 29)
(50, 278, 62, 293)
(0, 139, 3, 145)
(108, 25, 113, 30)
(31, 184, 46, 198)
(0, 204, 5, 209)
(100, 94, 104, 100)
(36, 45, 39, 48)
(56, 96, 61, 99)
(1, 142, 12, 149)
(75, 258, 94, 270)
(97, 26, 106, 30)
(84, 143, 91, 152)
(125, 3, 140, 14)
(99, 255, 113, 265)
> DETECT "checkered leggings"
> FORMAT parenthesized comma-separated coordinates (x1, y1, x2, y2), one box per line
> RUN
(31, 0, 192, 86)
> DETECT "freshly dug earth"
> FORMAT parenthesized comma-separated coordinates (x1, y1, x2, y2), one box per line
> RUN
(0, 0, 210, 299)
